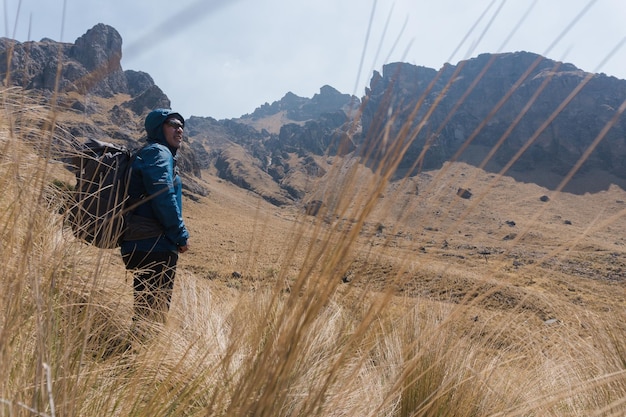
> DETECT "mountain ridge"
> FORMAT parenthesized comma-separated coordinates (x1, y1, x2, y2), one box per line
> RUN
(2, 23, 625, 205)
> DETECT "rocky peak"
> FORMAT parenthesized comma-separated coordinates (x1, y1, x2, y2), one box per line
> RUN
(247, 86, 360, 122)
(0, 24, 165, 106)
(70, 23, 122, 73)
(359, 52, 626, 192)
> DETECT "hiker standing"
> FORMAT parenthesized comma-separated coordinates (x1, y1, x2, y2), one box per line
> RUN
(121, 108, 190, 327)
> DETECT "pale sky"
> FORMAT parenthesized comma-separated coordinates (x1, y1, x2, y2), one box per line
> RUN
(3, 0, 626, 120)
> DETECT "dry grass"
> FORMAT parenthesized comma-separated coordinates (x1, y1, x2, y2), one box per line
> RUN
(2, 4, 626, 414)
(1, 84, 625, 416)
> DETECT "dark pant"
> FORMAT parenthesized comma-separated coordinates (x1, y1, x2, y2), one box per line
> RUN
(122, 251, 178, 324)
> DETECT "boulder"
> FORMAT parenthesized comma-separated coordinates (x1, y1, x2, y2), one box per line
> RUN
(457, 188, 472, 199)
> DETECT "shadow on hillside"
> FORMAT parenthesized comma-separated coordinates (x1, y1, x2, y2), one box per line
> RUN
(495, 166, 626, 195)
(457, 146, 626, 195)
(390, 144, 626, 195)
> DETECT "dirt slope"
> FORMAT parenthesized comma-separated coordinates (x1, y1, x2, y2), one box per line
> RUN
(179, 160, 626, 323)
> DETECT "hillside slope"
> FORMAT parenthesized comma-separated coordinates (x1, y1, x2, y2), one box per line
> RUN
(180, 158, 626, 320)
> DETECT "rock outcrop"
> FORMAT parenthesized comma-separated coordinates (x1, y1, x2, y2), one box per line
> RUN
(0, 23, 166, 105)
(359, 53, 626, 191)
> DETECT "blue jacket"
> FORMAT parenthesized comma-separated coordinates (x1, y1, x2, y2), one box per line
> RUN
(121, 109, 189, 254)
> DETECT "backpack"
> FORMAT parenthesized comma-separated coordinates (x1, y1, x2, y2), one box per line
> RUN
(68, 138, 135, 249)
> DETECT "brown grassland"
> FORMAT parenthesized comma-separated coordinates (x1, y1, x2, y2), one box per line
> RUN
(1, 86, 625, 416)
(1, 3, 626, 415)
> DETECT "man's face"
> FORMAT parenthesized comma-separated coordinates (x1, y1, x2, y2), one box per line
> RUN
(163, 118, 184, 149)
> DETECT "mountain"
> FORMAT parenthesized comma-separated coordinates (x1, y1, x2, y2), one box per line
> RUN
(2, 24, 625, 205)
(361, 55, 626, 191)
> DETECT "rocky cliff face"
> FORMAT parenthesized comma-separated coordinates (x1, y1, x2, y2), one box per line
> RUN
(0, 23, 167, 107)
(360, 53, 626, 190)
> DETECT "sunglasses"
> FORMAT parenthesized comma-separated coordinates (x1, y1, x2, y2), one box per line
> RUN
(165, 119, 184, 130)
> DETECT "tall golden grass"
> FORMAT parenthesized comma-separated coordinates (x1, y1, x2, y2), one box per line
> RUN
(2, 3, 626, 416)
(2, 80, 626, 417)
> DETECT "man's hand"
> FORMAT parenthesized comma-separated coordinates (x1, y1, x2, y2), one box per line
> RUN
(178, 244, 189, 253)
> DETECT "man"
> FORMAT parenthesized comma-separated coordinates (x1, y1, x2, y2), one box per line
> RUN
(121, 108, 190, 327)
